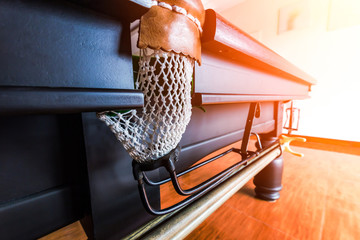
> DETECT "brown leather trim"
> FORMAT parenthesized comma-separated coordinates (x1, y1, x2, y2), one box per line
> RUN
(138, 6, 201, 64)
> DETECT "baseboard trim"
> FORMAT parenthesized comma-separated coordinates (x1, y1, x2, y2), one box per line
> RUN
(286, 134, 360, 156)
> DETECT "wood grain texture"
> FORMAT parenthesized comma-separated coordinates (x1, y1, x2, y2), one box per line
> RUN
(185, 145, 360, 240)
(41, 141, 360, 240)
(145, 147, 281, 240)
(185, 204, 296, 240)
(201, 10, 316, 86)
(39, 221, 87, 240)
(322, 202, 360, 240)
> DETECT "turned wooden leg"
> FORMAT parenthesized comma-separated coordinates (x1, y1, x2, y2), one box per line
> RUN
(253, 136, 283, 201)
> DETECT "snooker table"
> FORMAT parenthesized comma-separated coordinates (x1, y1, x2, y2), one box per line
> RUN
(0, 0, 315, 239)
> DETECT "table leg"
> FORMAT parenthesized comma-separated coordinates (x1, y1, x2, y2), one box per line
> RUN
(253, 136, 283, 201)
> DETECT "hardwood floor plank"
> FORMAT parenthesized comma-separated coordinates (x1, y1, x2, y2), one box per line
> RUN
(40, 140, 360, 240)
(219, 149, 327, 240)
(321, 205, 360, 240)
(185, 204, 296, 240)
(328, 154, 360, 182)
(321, 178, 360, 240)
(38, 221, 87, 240)
(222, 183, 325, 240)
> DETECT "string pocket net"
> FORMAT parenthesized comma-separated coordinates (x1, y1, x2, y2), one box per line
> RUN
(97, 49, 193, 163)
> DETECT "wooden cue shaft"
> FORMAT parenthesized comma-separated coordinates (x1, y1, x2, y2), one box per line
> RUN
(141, 144, 281, 240)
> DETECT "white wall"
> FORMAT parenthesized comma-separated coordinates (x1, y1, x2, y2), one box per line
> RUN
(220, 0, 360, 141)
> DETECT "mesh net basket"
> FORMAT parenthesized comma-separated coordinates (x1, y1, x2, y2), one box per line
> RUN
(97, 48, 193, 163)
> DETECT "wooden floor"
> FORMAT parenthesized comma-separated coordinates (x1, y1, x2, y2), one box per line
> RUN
(41, 139, 360, 240)
(185, 145, 360, 240)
